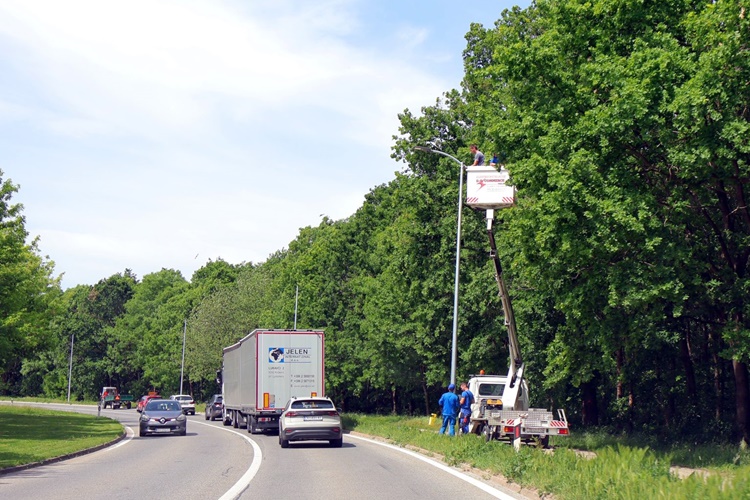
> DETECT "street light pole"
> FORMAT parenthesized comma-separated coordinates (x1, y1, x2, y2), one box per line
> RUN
(67, 333, 74, 403)
(414, 146, 465, 386)
(180, 319, 186, 395)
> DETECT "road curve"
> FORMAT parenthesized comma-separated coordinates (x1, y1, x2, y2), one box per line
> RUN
(0, 403, 254, 500)
(0, 402, 525, 500)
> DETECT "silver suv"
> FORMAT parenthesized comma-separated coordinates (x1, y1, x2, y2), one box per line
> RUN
(169, 394, 196, 415)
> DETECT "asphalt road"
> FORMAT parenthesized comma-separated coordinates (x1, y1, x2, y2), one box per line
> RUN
(0, 403, 524, 500)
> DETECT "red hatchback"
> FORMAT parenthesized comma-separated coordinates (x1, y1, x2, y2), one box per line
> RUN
(136, 393, 161, 413)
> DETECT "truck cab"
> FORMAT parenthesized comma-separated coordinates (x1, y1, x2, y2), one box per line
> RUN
(467, 374, 529, 434)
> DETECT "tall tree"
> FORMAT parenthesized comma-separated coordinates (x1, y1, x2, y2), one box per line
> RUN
(0, 169, 60, 394)
(461, 0, 749, 438)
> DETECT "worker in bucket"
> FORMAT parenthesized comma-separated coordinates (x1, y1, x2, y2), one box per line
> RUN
(438, 383, 460, 436)
(459, 382, 475, 434)
(470, 144, 485, 166)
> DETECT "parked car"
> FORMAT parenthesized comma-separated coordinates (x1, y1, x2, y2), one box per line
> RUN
(139, 399, 187, 437)
(136, 393, 161, 413)
(169, 394, 196, 415)
(278, 397, 342, 448)
(205, 394, 223, 421)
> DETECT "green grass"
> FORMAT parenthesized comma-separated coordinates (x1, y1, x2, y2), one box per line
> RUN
(0, 406, 123, 469)
(1, 396, 98, 405)
(560, 428, 750, 469)
(343, 414, 750, 499)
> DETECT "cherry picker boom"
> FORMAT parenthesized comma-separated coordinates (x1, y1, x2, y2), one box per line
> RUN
(464, 165, 569, 448)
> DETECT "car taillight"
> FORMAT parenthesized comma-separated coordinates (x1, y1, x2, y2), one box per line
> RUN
(325, 411, 339, 417)
(285, 411, 297, 417)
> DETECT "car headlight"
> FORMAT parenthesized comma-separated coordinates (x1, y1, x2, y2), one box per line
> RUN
(140, 414, 150, 422)
(177, 414, 186, 421)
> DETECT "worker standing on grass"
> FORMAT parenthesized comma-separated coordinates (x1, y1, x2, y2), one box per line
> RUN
(438, 384, 460, 436)
(459, 382, 474, 434)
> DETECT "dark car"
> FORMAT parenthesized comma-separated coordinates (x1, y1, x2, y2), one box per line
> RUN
(205, 394, 223, 421)
(139, 399, 187, 437)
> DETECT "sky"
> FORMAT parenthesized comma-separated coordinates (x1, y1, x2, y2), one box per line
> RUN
(1, 0, 529, 289)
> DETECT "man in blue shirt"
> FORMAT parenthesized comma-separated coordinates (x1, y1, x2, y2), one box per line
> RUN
(438, 383, 460, 436)
(459, 382, 475, 434)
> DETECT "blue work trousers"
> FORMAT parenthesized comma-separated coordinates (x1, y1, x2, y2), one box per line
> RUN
(439, 414, 456, 436)
(460, 410, 471, 434)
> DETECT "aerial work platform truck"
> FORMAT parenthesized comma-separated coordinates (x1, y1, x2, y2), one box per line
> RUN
(464, 165, 569, 448)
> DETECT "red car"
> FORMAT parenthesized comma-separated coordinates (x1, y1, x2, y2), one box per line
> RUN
(136, 393, 161, 413)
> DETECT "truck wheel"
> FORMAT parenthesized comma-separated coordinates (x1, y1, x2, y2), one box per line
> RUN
(536, 435, 550, 448)
(232, 411, 239, 428)
(484, 425, 493, 442)
(223, 414, 231, 426)
(126, 402, 132, 409)
(249, 417, 261, 434)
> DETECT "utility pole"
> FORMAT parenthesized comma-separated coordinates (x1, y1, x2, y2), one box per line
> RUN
(180, 319, 186, 394)
(67, 333, 74, 403)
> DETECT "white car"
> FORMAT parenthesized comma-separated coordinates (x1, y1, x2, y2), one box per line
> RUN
(169, 394, 196, 415)
(278, 396, 343, 448)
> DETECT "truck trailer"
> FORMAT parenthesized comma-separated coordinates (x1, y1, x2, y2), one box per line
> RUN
(219, 329, 325, 433)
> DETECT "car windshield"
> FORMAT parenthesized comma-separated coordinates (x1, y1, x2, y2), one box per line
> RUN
(290, 400, 334, 410)
(176, 396, 190, 401)
(478, 383, 505, 397)
(146, 400, 181, 412)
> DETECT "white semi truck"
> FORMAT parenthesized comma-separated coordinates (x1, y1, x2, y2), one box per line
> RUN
(219, 329, 325, 433)
(464, 165, 569, 448)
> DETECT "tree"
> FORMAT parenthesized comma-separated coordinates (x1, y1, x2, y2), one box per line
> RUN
(0, 169, 60, 394)
(461, 0, 749, 438)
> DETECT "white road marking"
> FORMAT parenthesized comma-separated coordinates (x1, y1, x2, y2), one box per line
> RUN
(103, 425, 134, 451)
(347, 434, 517, 500)
(192, 420, 263, 500)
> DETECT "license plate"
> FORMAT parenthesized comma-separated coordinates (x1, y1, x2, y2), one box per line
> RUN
(155, 428, 171, 433)
(303, 416, 323, 421)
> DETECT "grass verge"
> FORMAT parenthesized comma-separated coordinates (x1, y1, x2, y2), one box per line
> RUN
(0, 405, 123, 470)
(343, 414, 750, 499)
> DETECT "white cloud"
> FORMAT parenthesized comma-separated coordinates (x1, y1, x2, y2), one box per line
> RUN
(0, 0, 479, 288)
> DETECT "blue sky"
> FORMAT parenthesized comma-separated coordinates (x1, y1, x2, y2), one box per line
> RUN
(1, 0, 529, 289)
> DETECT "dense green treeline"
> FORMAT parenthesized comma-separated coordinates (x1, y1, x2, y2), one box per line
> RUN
(1, 0, 749, 444)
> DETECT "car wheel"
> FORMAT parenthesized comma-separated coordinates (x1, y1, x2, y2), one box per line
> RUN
(205, 412, 210, 420)
(279, 434, 289, 448)
(329, 438, 343, 448)
(139, 428, 147, 437)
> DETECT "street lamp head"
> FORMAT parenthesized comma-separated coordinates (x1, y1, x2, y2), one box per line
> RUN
(413, 146, 433, 153)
